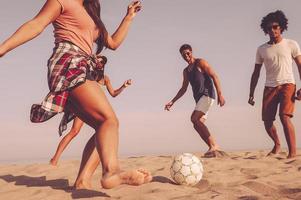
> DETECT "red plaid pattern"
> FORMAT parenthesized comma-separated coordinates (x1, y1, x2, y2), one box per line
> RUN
(30, 42, 103, 136)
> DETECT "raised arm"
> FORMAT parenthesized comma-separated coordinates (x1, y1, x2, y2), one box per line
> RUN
(164, 69, 189, 111)
(106, 1, 142, 50)
(198, 59, 225, 107)
(248, 64, 263, 105)
(103, 76, 131, 97)
(0, 0, 61, 57)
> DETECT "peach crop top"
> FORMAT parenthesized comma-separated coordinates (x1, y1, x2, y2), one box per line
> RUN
(53, 0, 99, 55)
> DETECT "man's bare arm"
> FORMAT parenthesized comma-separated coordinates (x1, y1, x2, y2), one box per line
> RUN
(165, 69, 189, 111)
(248, 64, 262, 105)
(198, 59, 225, 106)
(294, 55, 301, 100)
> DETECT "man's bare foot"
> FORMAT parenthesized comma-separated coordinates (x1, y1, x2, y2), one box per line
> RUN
(266, 144, 281, 156)
(287, 152, 296, 159)
(50, 158, 58, 166)
(74, 179, 92, 190)
(208, 144, 220, 152)
(101, 169, 152, 189)
(204, 150, 217, 158)
(204, 149, 228, 158)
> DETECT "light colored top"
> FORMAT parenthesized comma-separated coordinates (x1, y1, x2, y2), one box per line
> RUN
(53, 0, 99, 55)
(97, 81, 107, 91)
(255, 38, 301, 87)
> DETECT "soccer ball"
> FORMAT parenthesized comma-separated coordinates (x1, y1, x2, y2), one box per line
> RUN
(170, 153, 203, 186)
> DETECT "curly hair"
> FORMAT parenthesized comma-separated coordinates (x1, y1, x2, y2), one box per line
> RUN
(260, 10, 288, 34)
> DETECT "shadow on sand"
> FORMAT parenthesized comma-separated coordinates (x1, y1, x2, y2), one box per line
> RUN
(0, 174, 110, 199)
(152, 175, 175, 184)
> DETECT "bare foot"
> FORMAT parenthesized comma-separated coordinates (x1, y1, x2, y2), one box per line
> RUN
(204, 150, 217, 158)
(204, 150, 228, 158)
(207, 144, 220, 152)
(287, 153, 296, 159)
(50, 158, 58, 166)
(137, 168, 153, 183)
(101, 169, 152, 189)
(74, 179, 92, 190)
(266, 144, 281, 157)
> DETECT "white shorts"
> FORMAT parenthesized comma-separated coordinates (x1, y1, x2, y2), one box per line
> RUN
(194, 96, 215, 119)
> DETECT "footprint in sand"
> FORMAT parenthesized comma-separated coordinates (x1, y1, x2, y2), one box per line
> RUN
(230, 156, 240, 160)
(242, 181, 281, 198)
(244, 156, 257, 160)
(280, 188, 301, 194)
(275, 156, 285, 160)
(279, 187, 301, 200)
(148, 188, 162, 193)
(238, 195, 259, 200)
(285, 159, 301, 167)
(240, 168, 260, 180)
(194, 179, 210, 193)
(244, 152, 252, 156)
(240, 168, 261, 175)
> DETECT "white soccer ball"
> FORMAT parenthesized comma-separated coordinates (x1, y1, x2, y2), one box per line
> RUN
(170, 153, 203, 186)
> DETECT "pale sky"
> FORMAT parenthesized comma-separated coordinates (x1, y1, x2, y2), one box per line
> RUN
(1, 0, 301, 163)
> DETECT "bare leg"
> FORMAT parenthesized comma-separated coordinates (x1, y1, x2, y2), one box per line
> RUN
(280, 115, 296, 158)
(191, 111, 219, 152)
(74, 134, 100, 189)
(50, 117, 84, 166)
(264, 120, 281, 156)
(68, 80, 152, 189)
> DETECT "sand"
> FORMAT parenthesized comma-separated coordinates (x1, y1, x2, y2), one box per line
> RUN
(0, 150, 301, 200)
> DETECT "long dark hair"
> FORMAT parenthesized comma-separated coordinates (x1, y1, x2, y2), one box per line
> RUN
(84, 0, 108, 54)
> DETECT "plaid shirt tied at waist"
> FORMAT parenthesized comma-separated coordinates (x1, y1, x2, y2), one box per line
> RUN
(30, 42, 104, 136)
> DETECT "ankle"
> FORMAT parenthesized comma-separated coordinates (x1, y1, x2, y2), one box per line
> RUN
(103, 165, 120, 176)
(74, 179, 91, 190)
(101, 172, 122, 189)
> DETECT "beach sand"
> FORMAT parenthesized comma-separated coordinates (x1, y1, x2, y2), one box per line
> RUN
(0, 150, 301, 200)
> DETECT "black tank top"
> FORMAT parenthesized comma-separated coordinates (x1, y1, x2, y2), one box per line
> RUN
(186, 59, 215, 102)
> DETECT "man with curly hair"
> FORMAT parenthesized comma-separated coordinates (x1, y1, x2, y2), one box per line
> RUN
(248, 10, 301, 158)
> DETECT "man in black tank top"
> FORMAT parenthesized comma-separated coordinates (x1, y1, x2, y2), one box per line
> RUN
(165, 44, 226, 158)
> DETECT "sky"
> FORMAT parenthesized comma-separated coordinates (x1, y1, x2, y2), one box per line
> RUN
(1, 0, 301, 163)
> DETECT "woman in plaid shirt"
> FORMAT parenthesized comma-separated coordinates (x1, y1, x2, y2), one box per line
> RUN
(50, 55, 133, 167)
(0, 0, 152, 189)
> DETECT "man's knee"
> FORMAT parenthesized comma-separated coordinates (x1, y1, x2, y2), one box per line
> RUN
(190, 115, 198, 124)
(264, 120, 274, 129)
(190, 111, 205, 124)
(191, 115, 205, 125)
(279, 114, 292, 124)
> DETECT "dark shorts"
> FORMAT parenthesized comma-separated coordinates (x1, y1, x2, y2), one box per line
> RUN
(262, 83, 296, 121)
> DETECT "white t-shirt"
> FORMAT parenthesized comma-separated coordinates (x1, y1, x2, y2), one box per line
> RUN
(255, 38, 301, 87)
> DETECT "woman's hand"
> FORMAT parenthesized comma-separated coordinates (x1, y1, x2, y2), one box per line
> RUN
(106, 1, 142, 50)
(123, 79, 132, 88)
(127, 1, 142, 19)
